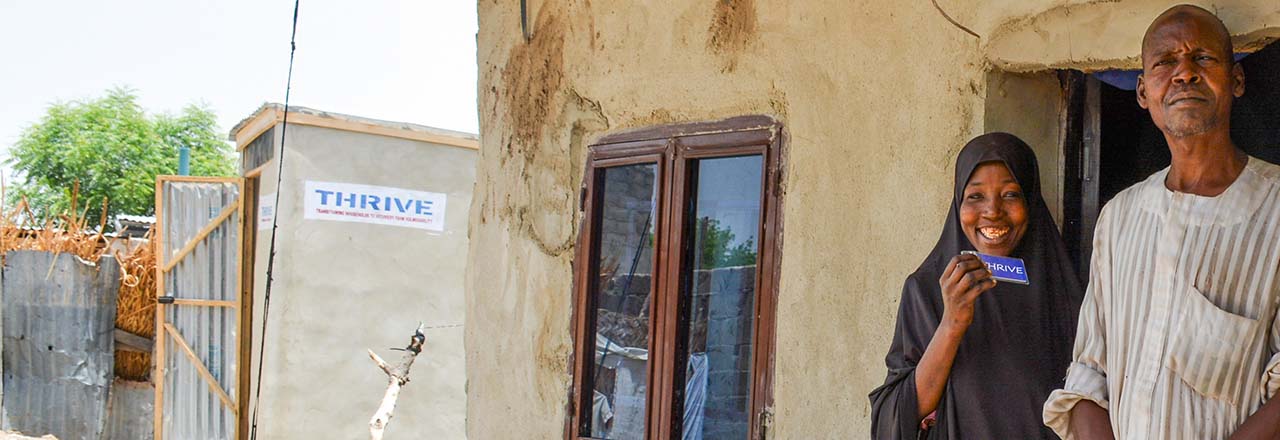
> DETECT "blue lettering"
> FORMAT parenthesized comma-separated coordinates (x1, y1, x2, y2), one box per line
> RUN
(337, 192, 358, 208)
(394, 197, 410, 213)
(316, 189, 334, 205)
(985, 262, 1025, 275)
(362, 194, 382, 210)
(415, 199, 432, 215)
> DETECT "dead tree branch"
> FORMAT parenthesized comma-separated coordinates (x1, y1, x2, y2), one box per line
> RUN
(368, 323, 427, 440)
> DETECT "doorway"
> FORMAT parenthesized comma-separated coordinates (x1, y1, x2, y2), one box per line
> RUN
(238, 176, 258, 439)
(1062, 41, 1280, 277)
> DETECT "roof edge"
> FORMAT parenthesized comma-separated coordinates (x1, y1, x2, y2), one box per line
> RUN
(228, 103, 479, 150)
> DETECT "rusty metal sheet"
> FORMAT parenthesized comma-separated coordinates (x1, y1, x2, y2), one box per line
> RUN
(2, 250, 120, 440)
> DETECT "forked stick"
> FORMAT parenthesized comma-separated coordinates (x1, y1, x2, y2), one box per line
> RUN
(368, 323, 426, 440)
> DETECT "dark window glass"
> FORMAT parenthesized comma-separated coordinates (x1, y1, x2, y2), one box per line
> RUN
(587, 163, 659, 439)
(678, 155, 762, 440)
(241, 126, 275, 173)
(573, 119, 781, 440)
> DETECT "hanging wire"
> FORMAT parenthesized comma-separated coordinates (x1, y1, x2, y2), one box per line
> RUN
(931, 0, 980, 39)
(249, 0, 300, 438)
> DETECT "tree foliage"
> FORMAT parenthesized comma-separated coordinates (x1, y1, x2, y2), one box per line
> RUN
(8, 88, 236, 227)
(695, 217, 757, 269)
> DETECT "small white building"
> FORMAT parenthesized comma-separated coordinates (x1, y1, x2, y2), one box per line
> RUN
(230, 104, 476, 439)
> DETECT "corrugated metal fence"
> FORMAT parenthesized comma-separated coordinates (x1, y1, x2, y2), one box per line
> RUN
(156, 178, 242, 440)
(105, 379, 154, 440)
(2, 250, 120, 439)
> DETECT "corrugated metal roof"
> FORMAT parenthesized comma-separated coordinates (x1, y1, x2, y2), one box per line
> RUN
(115, 215, 156, 224)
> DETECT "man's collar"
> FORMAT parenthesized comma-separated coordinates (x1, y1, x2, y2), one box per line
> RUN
(1140, 156, 1274, 226)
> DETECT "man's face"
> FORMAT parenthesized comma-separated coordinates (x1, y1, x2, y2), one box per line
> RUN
(1136, 12, 1244, 138)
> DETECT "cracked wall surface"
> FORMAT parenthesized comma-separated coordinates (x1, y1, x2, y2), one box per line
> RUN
(467, 0, 1280, 438)
(985, 0, 1280, 71)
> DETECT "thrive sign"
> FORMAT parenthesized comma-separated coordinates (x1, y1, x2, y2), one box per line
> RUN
(303, 181, 447, 232)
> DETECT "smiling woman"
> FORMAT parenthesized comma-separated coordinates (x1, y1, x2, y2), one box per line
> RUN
(869, 133, 1085, 440)
(959, 162, 1028, 257)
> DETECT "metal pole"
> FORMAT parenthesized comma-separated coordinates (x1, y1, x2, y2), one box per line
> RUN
(178, 147, 191, 176)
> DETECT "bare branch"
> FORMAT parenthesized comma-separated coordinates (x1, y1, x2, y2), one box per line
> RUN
(368, 325, 429, 439)
(367, 349, 394, 377)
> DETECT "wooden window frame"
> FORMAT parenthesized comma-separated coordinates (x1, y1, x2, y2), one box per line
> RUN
(568, 116, 785, 440)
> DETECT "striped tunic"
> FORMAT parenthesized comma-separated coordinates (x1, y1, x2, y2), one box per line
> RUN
(1044, 157, 1280, 439)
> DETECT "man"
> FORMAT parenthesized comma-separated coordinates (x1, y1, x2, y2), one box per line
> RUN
(1042, 5, 1280, 439)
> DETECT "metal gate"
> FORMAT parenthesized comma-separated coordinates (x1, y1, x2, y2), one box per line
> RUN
(153, 176, 245, 440)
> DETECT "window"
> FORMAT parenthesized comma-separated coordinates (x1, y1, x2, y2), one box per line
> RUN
(570, 116, 783, 440)
(241, 126, 275, 175)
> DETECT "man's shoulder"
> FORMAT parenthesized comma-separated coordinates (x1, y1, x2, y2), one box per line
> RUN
(1101, 169, 1165, 216)
(1242, 158, 1280, 219)
(1247, 156, 1280, 185)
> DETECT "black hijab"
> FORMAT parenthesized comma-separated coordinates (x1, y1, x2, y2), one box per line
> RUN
(868, 133, 1085, 440)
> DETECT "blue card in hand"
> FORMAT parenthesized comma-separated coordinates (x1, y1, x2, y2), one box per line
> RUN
(961, 250, 1029, 285)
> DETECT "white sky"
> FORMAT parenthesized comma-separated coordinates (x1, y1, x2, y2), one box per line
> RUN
(0, 0, 478, 173)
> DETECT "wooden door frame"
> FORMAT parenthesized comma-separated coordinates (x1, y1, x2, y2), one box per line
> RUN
(1059, 71, 1102, 279)
(238, 176, 259, 440)
(153, 175, 247, 440)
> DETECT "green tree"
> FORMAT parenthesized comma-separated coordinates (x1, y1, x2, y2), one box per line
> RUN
(7, 88, 236, 227)
(695, 217, 757, 269)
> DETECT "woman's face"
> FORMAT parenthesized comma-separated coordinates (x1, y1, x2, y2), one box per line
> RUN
(959, 162, 1029, 257)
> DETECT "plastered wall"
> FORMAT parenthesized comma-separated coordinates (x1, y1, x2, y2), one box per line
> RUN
(467, 0, 1280, 438)
(984, 70, 1066, 226)
(247, 124, 474, 439)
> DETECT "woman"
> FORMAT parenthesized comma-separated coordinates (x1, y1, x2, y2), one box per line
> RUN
(868, 133, 1085, 439)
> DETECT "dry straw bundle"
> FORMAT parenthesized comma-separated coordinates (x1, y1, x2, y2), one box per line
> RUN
(0, 198, 111, 262)
(1, 189, 157, 381)
(113, 231, 156, 380)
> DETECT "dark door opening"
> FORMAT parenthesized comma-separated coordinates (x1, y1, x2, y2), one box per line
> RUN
(1062, 40, 1280, 277)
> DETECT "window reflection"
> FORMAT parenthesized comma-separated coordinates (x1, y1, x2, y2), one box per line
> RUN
(680, 155, 762, 440)
(588, 163, 658, 439)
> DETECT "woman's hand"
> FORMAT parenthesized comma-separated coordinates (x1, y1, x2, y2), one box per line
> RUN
(916, 253, 998, 421)
(938, 253, 996, 329)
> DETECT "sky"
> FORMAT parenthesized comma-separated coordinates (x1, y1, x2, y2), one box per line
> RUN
(0, 0, 478, 175)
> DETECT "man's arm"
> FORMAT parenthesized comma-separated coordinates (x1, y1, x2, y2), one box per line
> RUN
(1044, 209, 1115, 438)
(1227, 395, 1280, 440)
(1069, 400, 1116, 440)
(1045, 287, 1116, 439)
(1231, 299, 1280, 440)
(1042, 281, 1115, 437)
